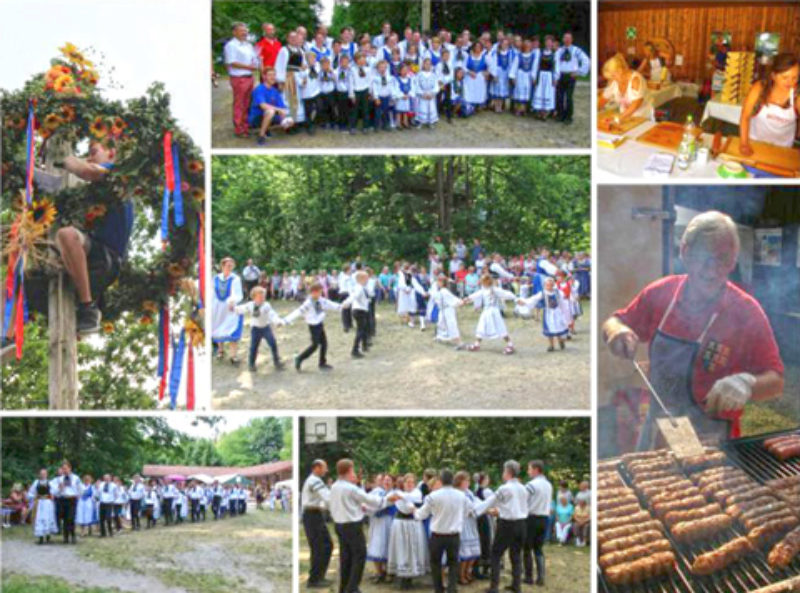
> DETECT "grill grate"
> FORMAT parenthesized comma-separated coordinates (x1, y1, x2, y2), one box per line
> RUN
(723, 429, 800, 484)
(598, 440, 800, 593)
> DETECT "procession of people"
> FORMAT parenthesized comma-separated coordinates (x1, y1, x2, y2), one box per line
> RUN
(220, 20, 590, 144)
(301, 457, 590, 593)
(19, 461, 288, 544)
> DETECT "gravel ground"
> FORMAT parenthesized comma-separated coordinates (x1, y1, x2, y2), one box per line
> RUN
(212, 301, 591, 410)
(212, 77, 590, 149)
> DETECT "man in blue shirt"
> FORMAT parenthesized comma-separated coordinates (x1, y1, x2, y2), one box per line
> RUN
(54, 142, 134, 334)
(249, 67, 295, 145)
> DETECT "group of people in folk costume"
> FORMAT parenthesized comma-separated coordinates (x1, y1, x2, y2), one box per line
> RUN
(26, 462, 259, 544)
(302, 458, 555, 593)
(223, 20, 590, 143)
(211, 250, 585, 370)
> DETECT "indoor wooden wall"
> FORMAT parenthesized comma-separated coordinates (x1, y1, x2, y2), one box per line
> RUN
(599, 1, 800, 82)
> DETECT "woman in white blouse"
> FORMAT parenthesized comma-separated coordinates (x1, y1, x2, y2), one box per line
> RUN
(598, 53, 654, 125)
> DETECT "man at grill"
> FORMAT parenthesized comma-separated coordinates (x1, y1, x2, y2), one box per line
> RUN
(602, 210, 784, 449)
(302, 459, 334, 589)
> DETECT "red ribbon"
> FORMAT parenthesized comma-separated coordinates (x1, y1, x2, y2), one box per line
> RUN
(158, 305, 170, 401)
(186, 345, 195, 410)
(163, 131, 175, 192)
(14, 280, 24, 359)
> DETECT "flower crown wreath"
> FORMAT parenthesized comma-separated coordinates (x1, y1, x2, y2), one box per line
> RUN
(1, 44, 205, 408)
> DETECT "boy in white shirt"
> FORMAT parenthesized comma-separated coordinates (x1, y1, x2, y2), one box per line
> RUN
(370, 60, 394, 131)
(285, 282, 342, 372)
(341, 270, 371, 358)
(349, 52, 373, 134)
(299, 52, 322, 134)
(232, 286, 286, 373)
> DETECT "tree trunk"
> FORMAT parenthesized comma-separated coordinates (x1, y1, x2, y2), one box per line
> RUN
(435, 158, 445, 230)
(49, 271, 78, 409)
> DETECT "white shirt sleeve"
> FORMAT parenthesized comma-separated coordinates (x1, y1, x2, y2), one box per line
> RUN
(275, 48, 288, 83)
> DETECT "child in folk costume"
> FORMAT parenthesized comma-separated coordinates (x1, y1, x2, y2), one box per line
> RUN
(349, 52, 373, 134)
(462, 275, 518, 354)
(510, 39, 538, 115)
(30, 471, 58, 544)
(436, 49, 455, 122)
(334, 54, 353, 131)
(455, 471, 482, 585)
(555, 270, 575, 338)
(341, 270, 371, 358)
(489, 38, 513, 112)
(113, 477, 127, 532)
(212, 256, 244, 365)
(569, 275, 583, 325)
(76, 474, 98, 536)
(414, 58, 440, 127)
(371, 60, 395, 132)
(396, 264, 419, 327)
(233, 285, 286, 373)
(387, 473, 429, 587)
(285, 282, 341, 371)
(431, 274, 465, 349)
(451, 68, 474, 118)
(517, 276, 569, 351)
(367, 475, 397, 582)
(532, 35, 558, 119)
(411, 266, 432, 331)
(392, 63, 416, 129)
(318, 57, 337, 129)
(464, 42, 489, 110)
(297, 52, 322, 135)
(405, 44, 422, 74)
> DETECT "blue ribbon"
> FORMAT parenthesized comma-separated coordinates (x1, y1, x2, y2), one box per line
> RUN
(169, 329, 186, 409)
(171, 143, 184, 228)
(160, 186, 170, 242)
(1, 258, 23, 342)
(25, 101, 34, 205)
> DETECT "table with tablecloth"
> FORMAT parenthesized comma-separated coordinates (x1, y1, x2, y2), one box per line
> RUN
(701, 99, 743, 125)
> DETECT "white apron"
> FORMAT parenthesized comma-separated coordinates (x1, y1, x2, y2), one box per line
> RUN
(750, 88, 797, 147)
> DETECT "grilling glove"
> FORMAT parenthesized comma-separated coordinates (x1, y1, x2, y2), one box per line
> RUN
(704, 373, 757, 414)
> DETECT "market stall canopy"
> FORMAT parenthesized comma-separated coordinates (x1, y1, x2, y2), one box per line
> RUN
(274, 479, 294, 491)
(141, 461, 293, 483)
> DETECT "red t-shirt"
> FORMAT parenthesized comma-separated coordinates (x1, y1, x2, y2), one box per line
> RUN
(455, 269, 468, 282)
(615, 275, 783, 411)
(255, 37, 282, 69)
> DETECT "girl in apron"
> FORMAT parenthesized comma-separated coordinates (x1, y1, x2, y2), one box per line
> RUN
(532, 35, 557, 119)
(739, 53, 798, 175)
(464, 43, 488, 109)
(510, 39, 537, 116)
(211, 257, 244, 364)
(636, 277, 729, 451)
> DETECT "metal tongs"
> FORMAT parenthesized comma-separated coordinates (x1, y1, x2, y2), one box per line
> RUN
(633, 360, 706, 458)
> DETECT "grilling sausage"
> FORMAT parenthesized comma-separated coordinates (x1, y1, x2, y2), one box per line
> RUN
(671, 514, 733, 543)
(768, 526, 800, 569)
(598, 520, 664, 545)
(652, 494, 707, 517)
(599, 529, 664, 554)
(598, 539, 673, 570)
(663, 503, 723, 528)
(597, 494, 640, 512)
(691, 536, 754, 575)
(749, 576, 800, 593)
(726, 495, 782, 518)
(604, 551, 676, 585)
(598, 503, 642, 520)
(748, 516, 800, 549)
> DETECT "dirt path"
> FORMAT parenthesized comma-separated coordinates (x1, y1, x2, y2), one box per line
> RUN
(3, 539, 186, 593)
(211, 77, 590, 149)
(299, 524, 591, 593)
(2, 508, 292, 593)
(212, 301, 591, 410)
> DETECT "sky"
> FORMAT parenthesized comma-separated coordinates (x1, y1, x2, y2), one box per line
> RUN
(163, 413, 273, 439)
(0, 0, 209, 143)
(319, 0, 334, 25)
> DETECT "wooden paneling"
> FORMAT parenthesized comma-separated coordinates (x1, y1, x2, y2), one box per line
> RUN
(599, 1, 800, 82)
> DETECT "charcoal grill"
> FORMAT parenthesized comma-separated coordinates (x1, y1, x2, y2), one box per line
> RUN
(598, 438, 800, 593)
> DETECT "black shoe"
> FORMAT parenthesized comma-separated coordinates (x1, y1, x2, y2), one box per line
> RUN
(275, 361, 286, 371)
(523, 578, 534, 585)
(306, 581, 330, 589)
(37, 538, 44, 545)
(248, 364, 257, 372)
(295, 355, 302, 372)
(351, 352, 364, 359)
(504, 586, 516, 592)
(560, 340, 565, 350)
(77, 302, 101, 334)
(475, 574, 489, 580)
(319, 363, 333, 371)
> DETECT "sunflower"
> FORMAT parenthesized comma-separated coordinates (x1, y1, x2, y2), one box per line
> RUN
(190, 187, 205, 202)
(187, 160, 204, 174)
(102, 321, 114, 334)
(184, 319, 205, 348)
(52, 73, 75, 93)
(167, 262, 185, 278)
(59, 43, 92, 67)
(110, 117, 126, 137)
(80, 68, 99, 85)
(60, 104, 76, 122)
(141, 300, 158, 314)
(89, 117, 108, 139)
(43, 113, 63, 131)
(37, 128, 53, 139)
(139, 315, 153, 326)
(26, 199, 58, 230)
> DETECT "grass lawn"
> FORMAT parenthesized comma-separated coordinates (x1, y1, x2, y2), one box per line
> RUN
(2, 574, 123, 593)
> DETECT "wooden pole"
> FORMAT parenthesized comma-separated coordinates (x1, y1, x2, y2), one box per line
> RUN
(44, 138, 79, 409)
(49, 270, 78, 409)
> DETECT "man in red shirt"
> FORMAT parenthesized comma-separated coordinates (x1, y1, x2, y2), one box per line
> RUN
(602, 211, 784, 447)
(255, 22, 282, 72)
